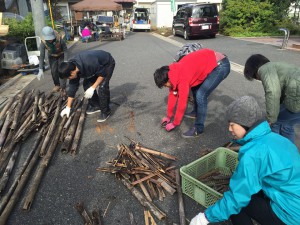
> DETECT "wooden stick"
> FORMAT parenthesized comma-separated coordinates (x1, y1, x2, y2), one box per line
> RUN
(0, 96, 14, 129)
(37, 93, 47, 122)
(39, 100, 62, 157)
(0, 127, 44, 215)
(91, 208, 102, 225)
(70, 99, 88, 155)
(21, 90, 34, 114)
(121, 178, 166, 220)
(0, 129, 44, 225)
(32, 91, 39, 122)
(175, 169, 186, 225)
(147, 210, 157, 225)
(0, 111, 11, 151)
(135, 144, 177, 161)
(74, 202, 93, 225)
(0, 144, 21, 193)
(61, 108, 81, 154)
(11, 91, 25, 130)
(135, 174, 152, 202)
(22, 116, 67, 210)
(144, 209, 150, 225)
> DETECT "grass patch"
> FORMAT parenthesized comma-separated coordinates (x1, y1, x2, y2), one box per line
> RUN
(152, 27, 172, 37)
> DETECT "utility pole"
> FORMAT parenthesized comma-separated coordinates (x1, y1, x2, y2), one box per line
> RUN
(30, 0, 46, 42)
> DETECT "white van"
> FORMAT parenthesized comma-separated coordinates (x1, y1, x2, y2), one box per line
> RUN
(130, 8, 151, 32)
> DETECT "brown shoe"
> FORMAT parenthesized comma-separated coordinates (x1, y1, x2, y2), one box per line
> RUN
(52, 86, 61, 93)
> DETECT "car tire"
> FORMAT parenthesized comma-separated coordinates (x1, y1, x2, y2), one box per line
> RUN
(209, 34, 216, 38)
(184, 30, 189, 40)
(172, 27, 176, 36)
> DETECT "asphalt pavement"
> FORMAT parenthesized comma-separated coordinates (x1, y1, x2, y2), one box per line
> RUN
(1, 33, 300, 225)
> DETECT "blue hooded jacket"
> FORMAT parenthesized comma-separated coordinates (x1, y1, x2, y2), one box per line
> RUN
(205, 121, 300, 224)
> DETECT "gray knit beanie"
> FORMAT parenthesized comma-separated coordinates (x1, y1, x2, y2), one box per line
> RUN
(226, 96, 263, 128)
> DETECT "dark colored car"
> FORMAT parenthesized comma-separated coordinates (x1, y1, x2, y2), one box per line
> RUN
(172, 3, 219, 40)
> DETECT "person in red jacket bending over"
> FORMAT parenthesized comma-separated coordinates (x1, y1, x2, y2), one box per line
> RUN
(154, 48, 230, 138)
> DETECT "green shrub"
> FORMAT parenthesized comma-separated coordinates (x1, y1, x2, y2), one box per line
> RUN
(4, 13, 35, 42)
(220, 0, 277, 36)
(277, 18, 300, 35)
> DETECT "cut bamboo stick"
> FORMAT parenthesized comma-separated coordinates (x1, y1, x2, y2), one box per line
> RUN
(121, 178, 166, 220)
(74, 202, 93, 225)
(135, 144, 177, 161)
(135, 174, 152, 202)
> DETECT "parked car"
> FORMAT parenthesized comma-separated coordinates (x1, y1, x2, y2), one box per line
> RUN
(130, 8, 151, 32)
(172, 3, 219, 40)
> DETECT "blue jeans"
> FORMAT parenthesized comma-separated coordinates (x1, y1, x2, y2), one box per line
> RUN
(271, 104, 300, 143)
(192, 57, 231, 133)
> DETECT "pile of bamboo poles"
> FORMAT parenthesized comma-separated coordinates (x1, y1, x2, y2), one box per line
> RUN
(197, 169, 231, 193)
(97, 141, 178, 221)
(0, 90, 88, 225)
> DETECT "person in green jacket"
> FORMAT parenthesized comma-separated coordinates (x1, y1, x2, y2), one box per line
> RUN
(244, 54, 300, 143)
(190, 96, 300, 225)
(38, 26, 68, 93)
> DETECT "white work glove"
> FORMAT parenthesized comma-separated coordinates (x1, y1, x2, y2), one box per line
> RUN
(84, 87, 95, 99)
(60, 107, 71, 118)
(37, 69, 44, 81)
(190, 213, 209, 225)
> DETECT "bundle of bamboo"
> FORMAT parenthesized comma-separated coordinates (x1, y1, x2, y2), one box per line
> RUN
(0, 90, 88, 225)
(97, 140, 179, 221)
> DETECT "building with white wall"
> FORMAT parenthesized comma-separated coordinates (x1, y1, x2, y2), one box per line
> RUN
(146, 0, 222, 28)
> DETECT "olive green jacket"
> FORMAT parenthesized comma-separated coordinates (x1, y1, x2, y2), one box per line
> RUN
(258, 62, 300, 123)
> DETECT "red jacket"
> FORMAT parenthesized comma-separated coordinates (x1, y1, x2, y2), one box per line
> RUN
(167, 48, 218, 125)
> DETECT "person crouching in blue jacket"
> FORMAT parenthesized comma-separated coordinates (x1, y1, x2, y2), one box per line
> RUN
(190, 96, 300, 225)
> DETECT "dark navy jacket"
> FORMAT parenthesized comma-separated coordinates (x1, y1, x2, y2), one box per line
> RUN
(68, 50, 113, 97)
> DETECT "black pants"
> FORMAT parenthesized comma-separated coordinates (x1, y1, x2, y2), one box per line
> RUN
(83, 58, 115, 114)
(230, 191, 285, 225)
(49, 54, 66, 88)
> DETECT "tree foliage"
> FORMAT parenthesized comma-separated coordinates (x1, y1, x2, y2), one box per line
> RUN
(4, 13, 35, 41)
(220, 0, 277, 35)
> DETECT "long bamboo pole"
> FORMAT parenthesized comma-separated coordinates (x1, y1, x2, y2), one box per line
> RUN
(22, 115, 66, 210)
(0, 129, 44, 225)
(11, 91, 25, 130)
(70, 99, 88, 155)
(61, 108, 81, 153)
(39, 100, 62, 157)
(0, 144, 21, 193)
(0, 111, 11, 151)
(0, 127, 45, 215)
(0, 96, 14, 129)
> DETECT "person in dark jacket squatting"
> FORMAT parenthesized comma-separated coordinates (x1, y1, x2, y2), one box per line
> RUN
(58, 50, 115, 122)
(190, 96, 300, 225)
(244, 54, 300, 143)
(154, 48, 230, 138)
(37, 26, 68, 93)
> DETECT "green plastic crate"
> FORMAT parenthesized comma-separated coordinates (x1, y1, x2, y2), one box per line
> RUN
(180, 147, 238, 208)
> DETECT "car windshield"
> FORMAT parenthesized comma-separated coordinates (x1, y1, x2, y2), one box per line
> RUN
(192, 6, 216, 18)
(134, 9, 149, 20)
